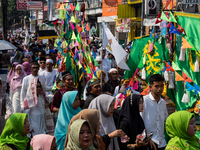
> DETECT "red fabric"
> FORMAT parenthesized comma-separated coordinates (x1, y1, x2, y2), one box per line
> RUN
(51, 87, 77, 110)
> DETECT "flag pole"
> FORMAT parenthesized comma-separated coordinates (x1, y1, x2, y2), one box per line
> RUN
(100, 22, 104, 88)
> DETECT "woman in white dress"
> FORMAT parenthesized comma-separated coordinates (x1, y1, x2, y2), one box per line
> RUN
(10, 64, 26, 113)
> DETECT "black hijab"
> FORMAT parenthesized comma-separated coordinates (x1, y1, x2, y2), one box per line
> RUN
(118, 94, 146, 148)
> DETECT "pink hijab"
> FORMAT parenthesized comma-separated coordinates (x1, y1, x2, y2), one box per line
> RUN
(31, 134, 55, 150)
(26, 54, 32, 63)
(6, 62, 19, 85)
(10, 65, 27, 94)
(22, 62, 32, 75)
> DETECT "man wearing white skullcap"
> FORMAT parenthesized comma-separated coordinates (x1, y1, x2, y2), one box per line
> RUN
(102, 68, 120, 95)
(39, 59, 57, 96)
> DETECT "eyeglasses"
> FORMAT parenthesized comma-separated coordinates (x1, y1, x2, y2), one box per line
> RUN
(32, 67, 39, 69)
(16, 69, 22, 71)
(26, 56, 30, 58)
(40, 62, 45, 64)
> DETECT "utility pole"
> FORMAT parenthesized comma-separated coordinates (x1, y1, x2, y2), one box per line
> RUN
(1, 0, 7, 40)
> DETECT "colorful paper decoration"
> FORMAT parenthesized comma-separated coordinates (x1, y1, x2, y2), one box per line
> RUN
(175, 71, 184, 81)
(169, 24, 180, 35)
(77, 25, 83, 33)
(182, 72, 193, 83)
(140, 86, 149, 96)
(71, 31, 77, 40)
(161, 12, 170, 22)
(70, 3, 76, 12)
(75, 40, 79, 47)
(70, 22, 75, 30)
(182, 37, 193, 49)
(70, 16, 76, 23)
(59, 3, 65, 10)
(86, 23, 89, 31)
(53, 20, 59, 25)
(169, 11, 177, 23)
(155, 12, 162, 24)
(75, 2, 80, 11)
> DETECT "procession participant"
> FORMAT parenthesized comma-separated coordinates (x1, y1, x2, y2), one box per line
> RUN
(6, 62, 19, 86)
(51, 71, 77, 113)
(101, 49, 111, 82)
(66, 119, 96, 150)
(118, 94, 156, 150)
(83, 79, 101, 109)
(10, 64, 26, 113)
(38, 57, 46, 74)
(20, 61, 46, 136)
(0, 77, 13, 134)
(165, 111, 200, 150)
(88, 94, 125, 150)
(26, 54, 33, 63)
(0, 113, 31, 150)
(102, 68, 120, 96)
(54, 91, 81, 150)
(141, 74, 168, 150)
(39, 59, 57, 95)
(31, 134, 57, 150)
(22, 62, 32, 75)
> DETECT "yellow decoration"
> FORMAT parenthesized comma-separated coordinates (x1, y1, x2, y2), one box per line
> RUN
(70, 16, 76, 23)
(71, 31, 77, 40)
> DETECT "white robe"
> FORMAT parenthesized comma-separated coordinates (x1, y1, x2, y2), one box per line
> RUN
(20, 74, 46, 136)
(10, 89, 21, 113)
(39, 69, 57, 97)
(38, 67, 47, 74)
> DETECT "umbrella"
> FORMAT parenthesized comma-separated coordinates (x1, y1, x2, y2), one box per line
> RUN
(0, 40, 17, 50)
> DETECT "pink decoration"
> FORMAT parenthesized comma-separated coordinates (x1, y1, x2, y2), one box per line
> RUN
(75, 47, 78, 53)
(78, 53, 82, 62)
(82, 46, 85, 53)
(132, 81, 138, 90)
(75, 40, 79, 47)
(62, 19, 64, 25)
(70, 22, 75, 30)
(148, 42, 153, 53)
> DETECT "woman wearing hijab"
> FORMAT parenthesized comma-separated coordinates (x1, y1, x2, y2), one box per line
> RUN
(0, 113, 32, 150)
(6, 62, 19, 86)
(0, 78, 13, 134)
(54, 91, 81, 150)
(66, 119, 96, 150)
(118, 94, 155, 150)
(10, 64, 27, 113)
(22, 61, 32, 75)
(31, 134, 57, 150)
(65, 109, 103, 150)
(165, 111, 200, 150)
(26, 54, 33, 63)
(88, 94, 124, 150)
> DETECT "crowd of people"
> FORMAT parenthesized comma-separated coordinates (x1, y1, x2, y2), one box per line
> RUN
(0, 34, 200, 150)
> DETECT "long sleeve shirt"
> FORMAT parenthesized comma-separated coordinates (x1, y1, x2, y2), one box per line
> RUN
(140, 92, 168, 148)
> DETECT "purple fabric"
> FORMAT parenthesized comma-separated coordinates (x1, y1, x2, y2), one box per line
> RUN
(10, 64, 27, 94)
(6, 62, 19, 85)
(22, 62, 32, 75)
(26, 54, 32, 63)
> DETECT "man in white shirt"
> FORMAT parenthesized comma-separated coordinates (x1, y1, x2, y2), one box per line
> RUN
(141, 74, 168, 150)
(39, 59, 57, 96)
(38, 57, 46, 74)
(20, 61, 46, 136)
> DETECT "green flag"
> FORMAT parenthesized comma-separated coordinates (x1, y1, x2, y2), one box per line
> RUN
(124, 36, 170, 80)
(175, 12, 200, 51)
(169, 11, 177, 23)
(161, 11, 170, 22)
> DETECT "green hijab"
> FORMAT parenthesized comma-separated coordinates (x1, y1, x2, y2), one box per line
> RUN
(0, 113, 30, 150)
(166, 111, 200, 150)
(66, 119, 96, 150)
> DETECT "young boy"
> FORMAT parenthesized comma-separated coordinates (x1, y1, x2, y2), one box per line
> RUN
(141, 74, 168, 150)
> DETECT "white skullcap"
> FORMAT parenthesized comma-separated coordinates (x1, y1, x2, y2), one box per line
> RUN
(46, 59, 53, 64)
(95, 56, 102, 62)
(109, 68, 118, 73)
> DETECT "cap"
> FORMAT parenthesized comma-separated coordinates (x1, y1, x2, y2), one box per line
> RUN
(49, 49, 56, 54)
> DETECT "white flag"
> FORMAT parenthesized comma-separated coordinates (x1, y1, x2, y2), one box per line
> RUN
(102, 22, 130, 70)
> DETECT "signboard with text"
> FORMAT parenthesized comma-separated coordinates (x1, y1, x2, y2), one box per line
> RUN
(27, 1, 43, 11)
(17, 0, 28, 10)
(116, 18, 131, 32)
